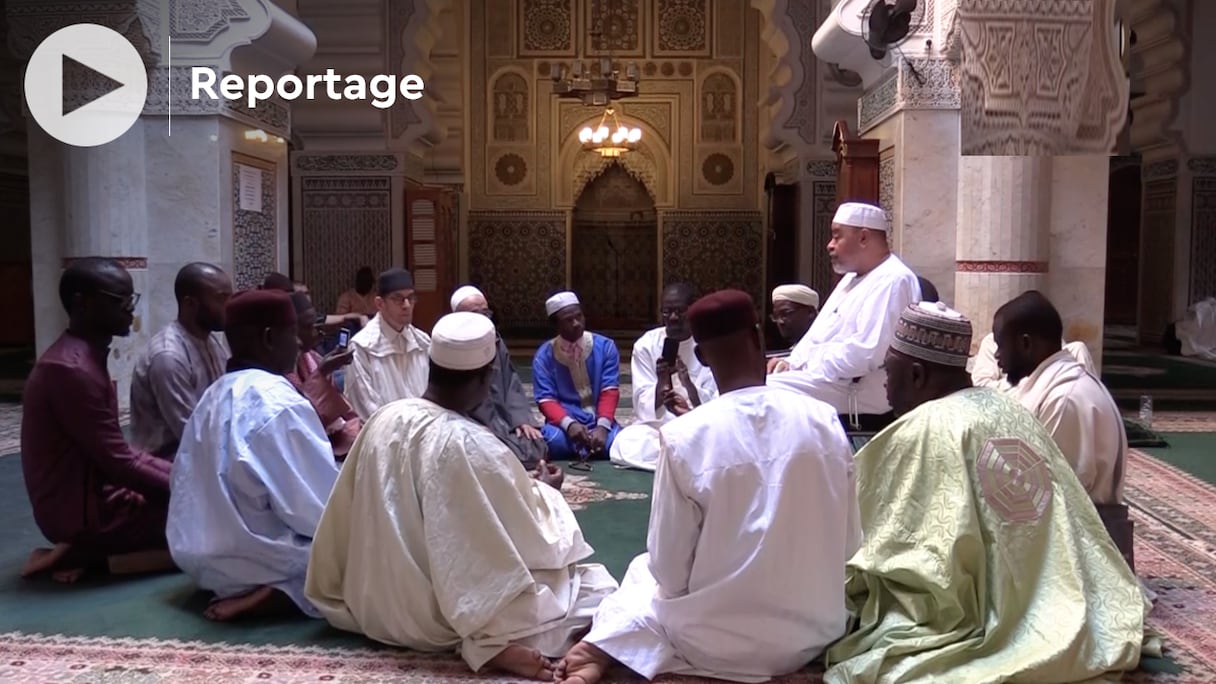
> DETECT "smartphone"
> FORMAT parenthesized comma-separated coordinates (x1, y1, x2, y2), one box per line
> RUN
(337, 328, 351, 349)
(661, 337, 680, 365)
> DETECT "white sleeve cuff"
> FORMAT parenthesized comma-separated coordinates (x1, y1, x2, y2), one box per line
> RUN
(560, 416, 576, 432)
(596, 417, 613, 431)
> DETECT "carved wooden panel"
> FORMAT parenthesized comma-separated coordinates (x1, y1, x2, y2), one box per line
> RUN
(653, 0, 711, 56)
(519, 0, 577, 56)
(492, 71, 530, 142)
(699, 71, 737, 142)
(584, 0, 644, 56)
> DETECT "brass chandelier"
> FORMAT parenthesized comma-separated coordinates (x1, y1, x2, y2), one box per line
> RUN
(578, 106, 641, 157)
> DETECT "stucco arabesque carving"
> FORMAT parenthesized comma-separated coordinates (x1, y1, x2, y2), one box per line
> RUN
(169, 0, 248, 43)
(5, 0, 160, 61)
(751, 0, 810, 171)
(858, 57, 960, 134)
(955, 0, 1129, 155)
(1126, 0, 1188, 164)
(388, 0, 451, 154)
(560, 116, 670, 207)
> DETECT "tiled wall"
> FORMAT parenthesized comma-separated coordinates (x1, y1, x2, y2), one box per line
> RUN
(298, 176, 395, 314)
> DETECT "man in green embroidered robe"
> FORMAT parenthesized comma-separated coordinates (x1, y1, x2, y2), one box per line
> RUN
(824, 301, 1146, 683)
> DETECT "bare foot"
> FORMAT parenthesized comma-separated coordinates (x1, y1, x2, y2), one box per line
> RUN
(203, 586, 278, 622)
(555, 642, 612, 684)
(20, 544, 71, 578)
(51, 567, 86, 584)
(487, 644, 555, 680)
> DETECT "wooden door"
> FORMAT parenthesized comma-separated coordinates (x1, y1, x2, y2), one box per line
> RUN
(764, 177, 799, 350)
(404, 184, 457, 333)
(832, 120, 880, 205)
(1105, 165, 1141, 325)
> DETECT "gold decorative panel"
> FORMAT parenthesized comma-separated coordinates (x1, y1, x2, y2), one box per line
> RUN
(584, 0, 644, 56)
(487, 148, 537, 195)
(694, 149, 742, 195)
(519, 0, 577, 56)
(653, 0, 711, 56)
(698, 70, 737, 142)
(491, 70, 531, 142)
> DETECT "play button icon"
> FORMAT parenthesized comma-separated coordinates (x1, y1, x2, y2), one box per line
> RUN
(23, 24, 149, 148)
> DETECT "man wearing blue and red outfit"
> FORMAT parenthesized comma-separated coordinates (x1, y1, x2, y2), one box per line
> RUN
(532, 292, 622, 460)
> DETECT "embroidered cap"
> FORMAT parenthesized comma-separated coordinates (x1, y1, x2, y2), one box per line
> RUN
(449, 284, 485, 311)
(429, 312, 497, 371)
(771, 284, 819, 309)
(545, 291, 580, 317)
(891, 301, 973, 367)
(833, 202, 888, 232)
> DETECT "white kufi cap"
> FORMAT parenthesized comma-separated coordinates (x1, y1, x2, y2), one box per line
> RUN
(771, 284, 819, 309)
(449, 284, 485, 311)
(429, 311, 497, 370)
(545, 291, 580, 316)
(833, 202, 888, 232)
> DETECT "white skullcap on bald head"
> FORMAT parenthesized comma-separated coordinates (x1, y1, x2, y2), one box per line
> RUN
(449, 285, 485, 311)
(833, 202, 888, 232)
(429, 312, 497, 370)
(545, 291, 580, 316)
(771, 284, 819, 309)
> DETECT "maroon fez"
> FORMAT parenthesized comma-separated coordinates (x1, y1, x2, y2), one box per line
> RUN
(224, 289, 297, 331)
(687, 289, 758, 342)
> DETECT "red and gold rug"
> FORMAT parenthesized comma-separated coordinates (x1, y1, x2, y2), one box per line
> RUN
(0, 449, 1213, 682)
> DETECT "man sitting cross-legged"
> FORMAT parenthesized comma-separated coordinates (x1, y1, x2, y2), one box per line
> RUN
(557, 289, 860, 684)
(611, 283, 717, 471)
(533, 291, 622, 460)
(21, 257, 174, 583)
(168, 289, 340, 622)
(822, 301, 1145, 683)
(130, 262, 232, 459)
(450, 284, 547, 467)
(993, 290, 1133, 567)
(306, 311, 618, 680)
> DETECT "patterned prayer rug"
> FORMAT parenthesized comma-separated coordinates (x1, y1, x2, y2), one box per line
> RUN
(0, 453, 1214, 681)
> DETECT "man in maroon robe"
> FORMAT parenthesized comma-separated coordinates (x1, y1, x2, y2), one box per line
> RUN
(20, 257, 173, 582)
(287, 292, 361, 458)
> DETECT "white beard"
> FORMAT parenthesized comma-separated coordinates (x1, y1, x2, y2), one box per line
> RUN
(831, 261, 848, 275)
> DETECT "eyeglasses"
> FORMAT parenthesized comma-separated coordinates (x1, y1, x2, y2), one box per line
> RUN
(660, 308, 686, 318)
(384, 292, 418, 306)
(98, 290, 140, 310)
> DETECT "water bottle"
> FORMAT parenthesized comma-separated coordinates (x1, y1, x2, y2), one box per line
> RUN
(1139, 394, 1153, 427)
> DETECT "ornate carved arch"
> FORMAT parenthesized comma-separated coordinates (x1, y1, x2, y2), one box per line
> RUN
(389, 0, 452, 148)
(487, 66, 533, 142)
(698, 66, 742, 143)
(1126, 0, 1188, 161)
(751, 0, 805, 169)
(556, 115, 672, 207)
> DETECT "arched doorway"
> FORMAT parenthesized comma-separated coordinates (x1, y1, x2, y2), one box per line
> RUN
(572, 163, 658, 334)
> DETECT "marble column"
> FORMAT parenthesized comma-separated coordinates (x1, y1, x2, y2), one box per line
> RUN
(954, 156, 1052, 351)
(9, 0, 315, 408)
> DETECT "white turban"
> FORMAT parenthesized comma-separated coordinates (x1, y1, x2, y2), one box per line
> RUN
(429, 312, 497, 371)
(545, 291, 580, 317)
(771, 284, 819, 309)
(449, 285, 485, 311)
(833, 202, 888, 231)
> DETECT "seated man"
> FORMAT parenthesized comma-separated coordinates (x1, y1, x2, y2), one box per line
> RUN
(823, 301, 1145, 682)
(306, 312, 617, 680)
(557, 290, 860, 684)
(288, 293, 361, 459)
(992, 290, 1132, 565)
(769, 283, 819, 350)
(533, 292, 622, 460)
(335, 266, 378, 318)
(451, 285, 546, 466)
(21, 258, 174, 582)
(767, 202, 920, 427)
(130, 262, 232, 459)
(168, 290, 340, 622)
(971, 329, 1096, 390)
(345, 267, 432, 419)
(611, 283, 717, 471)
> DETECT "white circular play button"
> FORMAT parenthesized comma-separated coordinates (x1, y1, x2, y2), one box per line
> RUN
(23, 23, 149, 148)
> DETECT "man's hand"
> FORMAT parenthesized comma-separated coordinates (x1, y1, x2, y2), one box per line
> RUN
(766, 358, 790, 374)
(531, 459, 564, 490)
(588, 426, 610, 452)
(663, 390, 692, 416)
(515, 424, 543, 441)
(566, 422, 590, 448)
(674, 359, 701, 406)
(318, 347, 355, 376)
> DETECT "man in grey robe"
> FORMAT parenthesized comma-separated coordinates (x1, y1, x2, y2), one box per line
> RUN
(451, 285, 547, 466)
